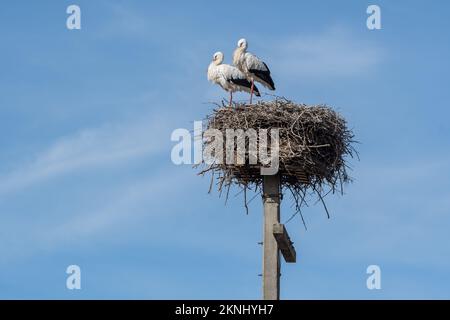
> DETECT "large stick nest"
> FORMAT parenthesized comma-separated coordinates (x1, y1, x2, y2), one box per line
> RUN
(197, 99, 357, 222)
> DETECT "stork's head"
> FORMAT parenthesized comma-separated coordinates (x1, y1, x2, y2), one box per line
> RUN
(237, 38, 248, 50)
(212, 51, 224, 65)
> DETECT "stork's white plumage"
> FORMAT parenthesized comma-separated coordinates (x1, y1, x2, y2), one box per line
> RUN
(233, 38, 275, 104)
(207, 51, 260, 106)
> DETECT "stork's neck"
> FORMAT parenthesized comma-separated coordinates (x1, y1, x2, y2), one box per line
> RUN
(236, 47, 246, 54)
(233, 47, 245, 66)
(207, 61, 220, 81)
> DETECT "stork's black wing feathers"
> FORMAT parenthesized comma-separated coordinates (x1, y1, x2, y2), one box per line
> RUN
(248, 66, 275, 91)
(229, 78, 261, 96)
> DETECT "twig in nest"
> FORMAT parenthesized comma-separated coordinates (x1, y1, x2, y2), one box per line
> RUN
(197, 99, 357, 221)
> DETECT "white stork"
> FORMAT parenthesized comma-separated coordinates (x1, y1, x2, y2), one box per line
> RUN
(233, 38, 275, 104)
(207, 51, 260, 106)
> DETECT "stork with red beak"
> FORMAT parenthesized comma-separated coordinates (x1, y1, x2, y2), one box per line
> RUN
(207, 51, 260, 107)
(233, 38, 275, 104)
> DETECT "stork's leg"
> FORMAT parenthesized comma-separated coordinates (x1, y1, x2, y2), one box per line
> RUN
(250, 80, 254, 104)
(229, 91, 233, 107)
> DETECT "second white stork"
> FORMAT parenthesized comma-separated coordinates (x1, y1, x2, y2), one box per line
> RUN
(233, 38, 275, 104)
(207, 51, 260, 106)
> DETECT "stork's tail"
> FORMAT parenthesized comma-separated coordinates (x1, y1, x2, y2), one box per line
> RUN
(253, 85, 261, 96)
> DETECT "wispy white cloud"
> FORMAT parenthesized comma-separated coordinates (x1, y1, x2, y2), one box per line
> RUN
(271, 26, 385, 79)
(0, 115, 169, 195)
(0, 170, 187, 263)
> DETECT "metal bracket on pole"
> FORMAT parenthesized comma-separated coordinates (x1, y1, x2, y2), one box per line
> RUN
(273, 223, 296, 263)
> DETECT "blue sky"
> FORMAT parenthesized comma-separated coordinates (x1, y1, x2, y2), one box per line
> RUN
(0, 0, 450, 299)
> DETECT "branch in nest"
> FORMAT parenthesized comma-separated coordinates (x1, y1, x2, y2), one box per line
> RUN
(196, 99, 357, 221)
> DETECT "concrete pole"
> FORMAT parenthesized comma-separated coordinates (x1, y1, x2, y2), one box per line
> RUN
(262, 174, 281, 300)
